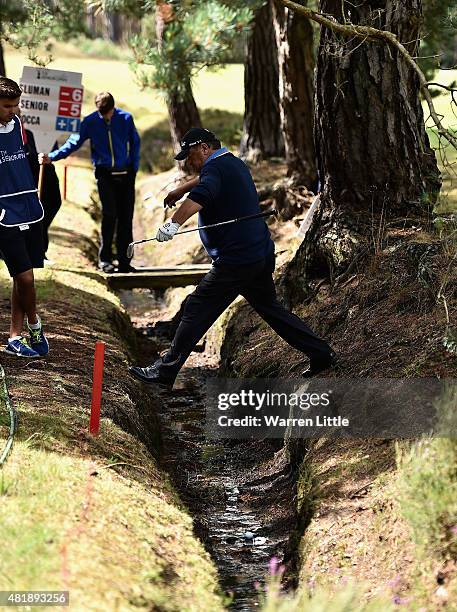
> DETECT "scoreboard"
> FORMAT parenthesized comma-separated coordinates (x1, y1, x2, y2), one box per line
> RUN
(19, 67, 84, 152)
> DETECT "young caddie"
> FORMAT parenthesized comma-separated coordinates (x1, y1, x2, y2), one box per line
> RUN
(0, 77, 49, 358)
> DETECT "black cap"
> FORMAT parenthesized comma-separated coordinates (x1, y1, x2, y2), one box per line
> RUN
(174, 127, 218, 161)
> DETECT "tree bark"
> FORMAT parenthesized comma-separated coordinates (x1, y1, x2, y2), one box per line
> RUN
(108, 13, 121, 43)
(290, 0, 441, 284)
(271, 0, 317, 187)
(0, 19, 6, 76)
(0, 40, 5, 76)
(166, 88, 202, 153)
(156, 1, 201, 155)
(239, 2, 284, 163)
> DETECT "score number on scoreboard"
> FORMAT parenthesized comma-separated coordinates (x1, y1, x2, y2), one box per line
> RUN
(55, 86, 83, 133)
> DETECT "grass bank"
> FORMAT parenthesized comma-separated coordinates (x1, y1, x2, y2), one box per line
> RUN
(286, 385, 457, 611)
(215, 212, 457, 608)
(0, 197, 224, 611)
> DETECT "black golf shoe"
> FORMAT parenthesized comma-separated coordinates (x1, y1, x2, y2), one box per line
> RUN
(302, 351, 337, 378)
(128, 356, 181, 389)
(98, 261, 116, 274)
(116, 264, 137, 273)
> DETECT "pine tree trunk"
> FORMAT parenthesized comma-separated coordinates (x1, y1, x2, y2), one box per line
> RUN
(0, 22, 6, 76)
(109, 13, 121, 43)
(156, 0, 201, 155)
(271, 0, 317, 188)
(291, 0, 441, 283)
(0, 41, 5, 76)
(239, 2, 284, 163)
(166, 88, 202, 154)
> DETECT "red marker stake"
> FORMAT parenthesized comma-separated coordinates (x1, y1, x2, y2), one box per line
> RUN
(89, 341, 105, 436)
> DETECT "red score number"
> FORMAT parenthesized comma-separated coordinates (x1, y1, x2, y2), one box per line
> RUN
(59, 86, 83, 102)
(58, 101, 81, 117)
(58, 86, 83, 118)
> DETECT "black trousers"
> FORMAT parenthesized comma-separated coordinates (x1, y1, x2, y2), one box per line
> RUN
(96, 168, 135, 267)
(163, 252, 333, 373)
(41, 165, 62, 255)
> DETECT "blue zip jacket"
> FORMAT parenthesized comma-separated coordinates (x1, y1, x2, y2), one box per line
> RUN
(49, 108, 141, 172)
(0, 115, 43, 227)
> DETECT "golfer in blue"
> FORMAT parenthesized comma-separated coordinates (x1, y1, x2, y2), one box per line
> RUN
(129, 128, 335, 388)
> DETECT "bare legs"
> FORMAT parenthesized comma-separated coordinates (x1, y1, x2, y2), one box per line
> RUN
(10, 269, 38, 337)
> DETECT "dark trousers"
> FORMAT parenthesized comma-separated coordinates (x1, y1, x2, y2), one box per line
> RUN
(41, 166, 62, 255)
(163, 252, 333, 374)
(96, 168, 135, 267)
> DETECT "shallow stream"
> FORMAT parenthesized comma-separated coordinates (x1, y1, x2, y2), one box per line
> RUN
(120, 288, 296, 610)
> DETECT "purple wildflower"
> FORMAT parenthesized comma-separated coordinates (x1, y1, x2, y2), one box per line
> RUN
(269, 556, 279, 576)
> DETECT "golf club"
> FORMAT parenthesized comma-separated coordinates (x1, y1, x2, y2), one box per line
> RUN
(126, 209, 277, 260)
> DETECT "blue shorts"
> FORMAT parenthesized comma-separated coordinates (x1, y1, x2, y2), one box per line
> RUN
(0, 222, 44, 277)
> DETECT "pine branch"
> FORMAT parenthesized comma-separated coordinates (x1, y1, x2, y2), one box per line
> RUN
(279, 0, 457, 152)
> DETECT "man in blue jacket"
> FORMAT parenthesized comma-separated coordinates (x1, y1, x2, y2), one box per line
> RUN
(129, 128, 336, 388)
(40, 92, 140, 273)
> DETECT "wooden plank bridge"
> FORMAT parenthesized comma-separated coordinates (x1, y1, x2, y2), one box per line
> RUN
(106, 264, 212, 290)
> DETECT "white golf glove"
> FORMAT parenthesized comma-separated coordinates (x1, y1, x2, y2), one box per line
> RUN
(156, 220, 181, 242)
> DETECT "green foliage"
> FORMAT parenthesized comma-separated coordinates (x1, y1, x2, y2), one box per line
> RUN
(395, 384, 457, 563)
(420, 0, 457, 81)
(72, 34, 132, 60)
(139, 12, 158, 46)
(3, 0, 54, 65)
(0, 0, 27, 25)
(50, 0, 88, 40)
(221, 0, 265, 13)
(129, 1, 252, 100)
(95, 0, 144, 19)
(140, 107, 243, 172)
(0, 0, 86, 66)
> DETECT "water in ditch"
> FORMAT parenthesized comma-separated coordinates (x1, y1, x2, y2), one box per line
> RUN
(120, 288, 297, 611)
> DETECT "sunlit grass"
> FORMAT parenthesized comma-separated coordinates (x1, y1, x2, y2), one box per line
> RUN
(0, 196, 224, 610)
(424, 69, 457, 131)
(4, 41, 244, 135)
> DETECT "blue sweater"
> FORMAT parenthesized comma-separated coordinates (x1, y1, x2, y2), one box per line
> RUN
(188, 150, 274, 265)
(49, 108, 141, 172)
